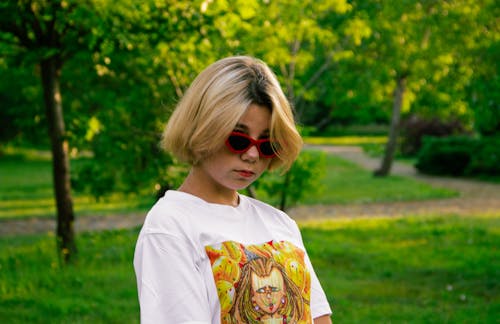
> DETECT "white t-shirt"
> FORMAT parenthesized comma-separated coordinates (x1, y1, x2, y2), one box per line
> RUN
(134, 190, 332, 323)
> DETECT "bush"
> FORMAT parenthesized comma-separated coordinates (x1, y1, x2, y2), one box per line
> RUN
(465, 136, 500, 176)
(253, 150, 327, 211)
(400, 115, 469, 156)
(71, 160, 116, 200)
(416, 135, 500, 177)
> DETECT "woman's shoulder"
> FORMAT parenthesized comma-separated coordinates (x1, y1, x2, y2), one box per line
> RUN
(142, 190, 204, 233)
(241, 195, 297, 226)
(240, 194, 280, 212)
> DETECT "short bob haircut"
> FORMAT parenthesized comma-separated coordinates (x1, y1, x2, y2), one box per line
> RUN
(161, 56, 302, 171)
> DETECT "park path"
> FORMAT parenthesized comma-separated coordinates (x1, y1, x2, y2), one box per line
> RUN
(1, 146, 499, 236)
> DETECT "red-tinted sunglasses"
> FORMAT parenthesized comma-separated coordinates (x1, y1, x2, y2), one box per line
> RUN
(225, 132, 277, 158)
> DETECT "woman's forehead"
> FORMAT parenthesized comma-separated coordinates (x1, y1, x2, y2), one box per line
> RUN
(234, 104, 271, 135)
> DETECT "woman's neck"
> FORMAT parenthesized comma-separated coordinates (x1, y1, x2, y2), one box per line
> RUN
(178, 168, 239, 207)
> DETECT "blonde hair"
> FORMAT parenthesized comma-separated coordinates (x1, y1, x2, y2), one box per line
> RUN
(161, 56, 302, 171)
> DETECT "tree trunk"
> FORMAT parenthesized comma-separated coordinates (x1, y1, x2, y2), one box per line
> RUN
(40, 57, 77, 264)
(374, 74, 407, 177)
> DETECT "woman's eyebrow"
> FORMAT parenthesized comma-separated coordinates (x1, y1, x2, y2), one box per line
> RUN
(234, 123, 270, 137)
(260, 130, 271, 138)
(234, 123, 248, 132)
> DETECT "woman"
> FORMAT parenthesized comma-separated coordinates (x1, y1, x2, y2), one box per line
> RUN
(134, 56, 332, 323)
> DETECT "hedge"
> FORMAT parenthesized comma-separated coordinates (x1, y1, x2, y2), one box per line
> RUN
(415, 135, 500, 177)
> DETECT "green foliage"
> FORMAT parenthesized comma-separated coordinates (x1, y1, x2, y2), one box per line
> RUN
(473, 97, 500, 136)
(0, 66, 45, 145)
(416, 136, 477, 176)
(253, 150, 327, 210)
(465, 136, 500, 177)
(416, 135, 500, 177)
(466, 5, 500, 136)
(61, 0, 225, 199)
(71, 160, 116, 201)
(399, 115, 469, 156)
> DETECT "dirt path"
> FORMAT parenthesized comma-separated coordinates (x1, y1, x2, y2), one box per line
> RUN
(1, 146, 498, 236)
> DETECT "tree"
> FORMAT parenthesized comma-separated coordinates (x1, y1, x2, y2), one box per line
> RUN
(0, 0, 103, 263)
(346, 0, 494, 176)
(462, 0, 499, 135)
(69, 0, 226, 199)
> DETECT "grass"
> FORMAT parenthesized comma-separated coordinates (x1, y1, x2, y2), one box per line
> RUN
(302, 213, 500, 323)
(0, 154, 154, 220)
(300, 152, 457, 205)
(1, 213, 498, 322)
(0, 229, 139, 323)
(304, 135, 387, 146)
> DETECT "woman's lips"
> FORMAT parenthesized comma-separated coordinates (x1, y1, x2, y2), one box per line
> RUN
(236, 170, 255, 178)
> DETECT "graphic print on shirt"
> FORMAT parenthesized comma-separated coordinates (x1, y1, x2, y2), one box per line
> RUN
(205, 240, 311, 323)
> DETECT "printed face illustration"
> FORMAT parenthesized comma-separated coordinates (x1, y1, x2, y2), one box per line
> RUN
(206, 241, 311, 323)
(251, 267, 286, 314)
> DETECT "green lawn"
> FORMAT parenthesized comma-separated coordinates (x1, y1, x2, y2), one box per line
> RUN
(300, 153, 457, 205)
(1, 213, 498, 322)
(302, 214, 499, 323)
(304, 135, 387, 146)
(0, 229, 139, 323)
(0, 154, 154, 220)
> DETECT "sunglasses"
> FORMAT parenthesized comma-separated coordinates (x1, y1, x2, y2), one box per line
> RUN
(225, 132, 277, 158)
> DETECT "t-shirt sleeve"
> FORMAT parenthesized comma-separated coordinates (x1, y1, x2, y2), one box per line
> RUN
(288, 219, 332, 319)
(134, 231, 211, 324)
(304, 251, 333, 319)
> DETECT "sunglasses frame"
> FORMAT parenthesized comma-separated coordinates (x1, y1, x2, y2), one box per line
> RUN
(225, 131, 277, 158)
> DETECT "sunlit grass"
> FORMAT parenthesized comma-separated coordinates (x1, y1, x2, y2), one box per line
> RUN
(301, 213, 500, 323)
(0, 194, 153, 219)
(1, 214, 498, 322)
(0, 152, 154, 220)
(300, 153, 457, 205)
(0, 229, 139, 323)
(304, 136, 387, 146)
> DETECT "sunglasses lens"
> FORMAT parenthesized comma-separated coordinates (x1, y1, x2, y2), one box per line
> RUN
(259, 141, 275, 157)
(228, 135, 251, 152)
(226, 132, 277, 158)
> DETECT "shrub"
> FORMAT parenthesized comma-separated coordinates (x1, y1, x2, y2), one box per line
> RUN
(465, 136, 500, 176)
(253, 150, 327, 211)
(71, 160, 116, 200)
(415, 135, 500, 177)
(400, 115, 469, 156)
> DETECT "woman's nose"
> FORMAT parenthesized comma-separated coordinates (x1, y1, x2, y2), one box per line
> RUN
(242, 144, 260, 161)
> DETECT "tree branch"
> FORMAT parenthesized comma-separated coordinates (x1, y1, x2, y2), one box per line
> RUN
(26, 0, 45, 46)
